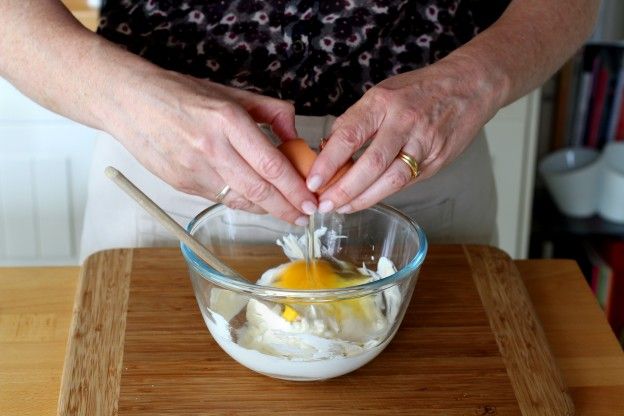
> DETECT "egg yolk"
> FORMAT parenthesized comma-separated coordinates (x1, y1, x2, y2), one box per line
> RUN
(274, 259, 366, 290)
(275, 260, 375, 322)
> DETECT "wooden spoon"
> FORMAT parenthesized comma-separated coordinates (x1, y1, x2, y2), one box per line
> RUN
(105, 166, 248, 283)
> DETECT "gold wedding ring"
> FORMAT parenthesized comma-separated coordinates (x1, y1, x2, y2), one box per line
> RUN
(398, 151, 420, 180)
(215, 184, 231, 202)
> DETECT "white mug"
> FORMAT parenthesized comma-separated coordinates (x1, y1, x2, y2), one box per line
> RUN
(598, 142, 624, 223)
(539, 147, 602, 217)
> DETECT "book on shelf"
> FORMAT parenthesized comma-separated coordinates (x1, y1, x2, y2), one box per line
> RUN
(553, 42, 624, 150)
(605, 53, 624, 141)
(568, 50, 596, 147)
(552, 58, 576, 149)
(601, 240, 624, 340)
(585, 50, 610, 148)
(585, 242, 613, 312)
(584, 240, 624, 341)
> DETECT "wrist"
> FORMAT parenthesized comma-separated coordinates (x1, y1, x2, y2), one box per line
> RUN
(442, 48, 512, 112)
(84, 36, 167, 134)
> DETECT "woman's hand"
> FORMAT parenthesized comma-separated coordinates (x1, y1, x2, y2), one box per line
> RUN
(0, 0, 318, 226)
(106, 69, 318, 225)
(306, 56, 505, 214)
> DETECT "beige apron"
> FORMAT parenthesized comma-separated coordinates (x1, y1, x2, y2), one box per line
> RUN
(80, 115, 497, 262)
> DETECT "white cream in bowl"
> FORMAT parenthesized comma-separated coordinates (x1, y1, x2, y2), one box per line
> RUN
(200, 228, 402, 380)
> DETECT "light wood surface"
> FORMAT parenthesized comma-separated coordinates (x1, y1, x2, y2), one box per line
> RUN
(464, 246, 574, 415)
(57, 250, 133, 416)
(517, 260, 624, 416)
(112, 246, 523, 415)
(1, 246, 623, 415)
(0, 267, 79, 416)
(58, 246, 563, 415)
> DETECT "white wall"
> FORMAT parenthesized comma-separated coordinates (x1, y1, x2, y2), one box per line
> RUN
(485, 91, 540, 259)
(0, 78, 96, 266)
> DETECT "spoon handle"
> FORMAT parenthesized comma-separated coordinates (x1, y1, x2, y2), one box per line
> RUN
(105, 166, 245, 280)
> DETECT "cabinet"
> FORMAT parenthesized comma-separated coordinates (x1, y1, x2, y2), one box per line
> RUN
(0, 79, 97, 266)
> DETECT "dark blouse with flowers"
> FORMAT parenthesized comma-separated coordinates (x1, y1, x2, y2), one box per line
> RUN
(98, 0, 510, 115)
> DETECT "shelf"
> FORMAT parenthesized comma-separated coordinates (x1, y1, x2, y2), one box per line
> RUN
(532, 188, 624, 239)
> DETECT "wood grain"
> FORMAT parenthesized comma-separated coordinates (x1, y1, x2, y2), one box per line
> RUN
(55, 246, 574, 415)
(0, 267, 78, 416)
(2, 246, 624, 415)
(57, 250, 134, 416)
(116, 247, 521, 415)
(517, 260, 624, 416)
(464, 246, 575, 415)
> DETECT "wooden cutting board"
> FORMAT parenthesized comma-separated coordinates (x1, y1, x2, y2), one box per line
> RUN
(58, 245, 574, 415)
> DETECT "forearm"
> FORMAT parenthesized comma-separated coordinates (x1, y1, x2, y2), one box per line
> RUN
(445, 0, 600, 109)
(0, 0, 160, 132)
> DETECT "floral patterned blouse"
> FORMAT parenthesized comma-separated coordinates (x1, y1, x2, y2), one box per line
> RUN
(98, 0, 510, 115)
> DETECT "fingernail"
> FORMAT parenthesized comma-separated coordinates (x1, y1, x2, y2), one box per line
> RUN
(301, 200, 317, 215)
(336, 204, 352, 214)
(318, 200, 334, 214)
(307, 175, 323, 192)
(295, 216, 309, 226)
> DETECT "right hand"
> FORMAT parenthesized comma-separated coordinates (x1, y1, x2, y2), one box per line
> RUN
(105, 69, 317, 225)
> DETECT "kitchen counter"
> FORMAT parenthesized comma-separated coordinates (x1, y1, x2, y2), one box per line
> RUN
(1, 256, 623, 415)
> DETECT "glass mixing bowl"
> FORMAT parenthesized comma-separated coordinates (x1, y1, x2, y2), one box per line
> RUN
(181, 203, 427, 381)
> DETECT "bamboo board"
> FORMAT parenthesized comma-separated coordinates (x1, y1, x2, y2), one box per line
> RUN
(58, 246, 574, 415)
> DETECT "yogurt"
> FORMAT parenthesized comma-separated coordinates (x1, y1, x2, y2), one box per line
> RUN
(202, 228, 402, 380)
(203, 309, 398, 380)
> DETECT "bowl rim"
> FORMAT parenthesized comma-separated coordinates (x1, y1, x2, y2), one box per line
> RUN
(180, 203, 428, 300)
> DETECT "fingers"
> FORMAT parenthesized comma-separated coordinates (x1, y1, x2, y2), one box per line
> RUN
(117, 74, 305, 223)
(219, 187, 266, 214)
(213, 153, 309, 225)
(250, 98, 298, 140)
(220, 107, 318, 219)
(170, 162, 264, 214)
(197, 114, 309, 225)
(306, 97, 383, 193)
(335, 156, 417, 214)
(221, 86, 298, 140)
(315, 121, 410, 213)
(188, 83, 310, 223)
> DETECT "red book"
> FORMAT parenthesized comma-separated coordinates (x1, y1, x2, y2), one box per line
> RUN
(591, 266, 600, 293)
(616, 90, 624, 141)
(602, 241, 624, 337)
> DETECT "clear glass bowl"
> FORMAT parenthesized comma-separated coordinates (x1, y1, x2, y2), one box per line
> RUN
(181, 204, 427, 381)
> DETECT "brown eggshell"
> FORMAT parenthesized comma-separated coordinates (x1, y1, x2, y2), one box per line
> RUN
(277, 139, 316, 178)
(278, 138, 353, 195)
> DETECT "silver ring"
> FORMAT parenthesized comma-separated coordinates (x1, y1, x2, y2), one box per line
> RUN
(214, 185, 231, 202)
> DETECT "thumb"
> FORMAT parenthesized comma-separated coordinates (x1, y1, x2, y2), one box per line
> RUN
(232, 91, 298, 140)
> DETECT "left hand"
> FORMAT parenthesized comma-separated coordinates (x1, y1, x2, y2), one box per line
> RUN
(306, 56, 505, 214)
